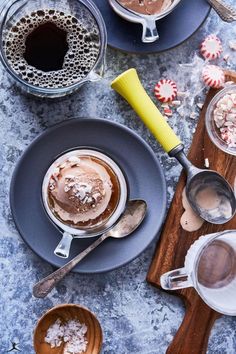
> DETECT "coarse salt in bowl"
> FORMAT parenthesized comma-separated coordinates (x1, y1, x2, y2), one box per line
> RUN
(34, 304, 103, 354)
(205, 85, 236, 156)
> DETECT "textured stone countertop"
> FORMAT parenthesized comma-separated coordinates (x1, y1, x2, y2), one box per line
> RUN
(0, 2, 236, 354)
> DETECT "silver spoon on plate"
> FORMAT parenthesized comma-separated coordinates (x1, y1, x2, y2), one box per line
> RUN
(33, 200, 147, 298)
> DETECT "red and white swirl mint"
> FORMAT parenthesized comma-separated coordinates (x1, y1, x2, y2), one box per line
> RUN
(202, 65, 225, 88)
(154, 79, 177, 103)
(200, 34, 223, 60)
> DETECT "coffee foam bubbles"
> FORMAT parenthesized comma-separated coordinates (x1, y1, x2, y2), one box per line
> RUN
(3, 9, 100, 88)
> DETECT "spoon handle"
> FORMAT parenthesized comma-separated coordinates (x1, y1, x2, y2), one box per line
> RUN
(33, 233, 108, 298)
(208, 0, 236, 22)
(111, 69, 182, 153)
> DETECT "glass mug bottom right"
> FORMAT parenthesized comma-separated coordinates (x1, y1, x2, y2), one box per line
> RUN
(161, 230, 236, 316)
(196, 232, 236, 315)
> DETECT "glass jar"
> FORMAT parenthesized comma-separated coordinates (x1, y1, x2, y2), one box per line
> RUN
(205, 85, 236, 156)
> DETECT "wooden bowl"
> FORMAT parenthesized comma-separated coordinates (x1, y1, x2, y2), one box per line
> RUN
(34, 304, 103, 354)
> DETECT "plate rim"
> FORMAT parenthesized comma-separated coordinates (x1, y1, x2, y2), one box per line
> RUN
(10, 118, 167, 273)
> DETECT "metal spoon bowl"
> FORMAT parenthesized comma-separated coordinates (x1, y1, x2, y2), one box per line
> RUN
(187, 171, 236, 224)
(33, 199, 147, 298)
(172, 145, 236, 224)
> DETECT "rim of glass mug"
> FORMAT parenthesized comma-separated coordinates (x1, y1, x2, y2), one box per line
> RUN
(161, 230, 236, 316)
(42, 148, 129, 258)
(0, 0, 107, 97)
(42, 148, 129, 237)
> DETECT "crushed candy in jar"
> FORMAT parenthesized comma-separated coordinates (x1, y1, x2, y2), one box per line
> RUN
(213, 92, 236, 148)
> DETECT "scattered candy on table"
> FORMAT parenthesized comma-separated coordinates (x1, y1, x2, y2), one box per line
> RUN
(204, 158, 210, 168)
(223, 54, 230, 63)
(172, 100, 181, 107)
(229, 40, 236, 51)
(163, 107, 173, 117)
(200, 34, 223, 60)
(202, 65, 225, 88)
(197, 102, 204, 110)
(154, 79, 177, 103)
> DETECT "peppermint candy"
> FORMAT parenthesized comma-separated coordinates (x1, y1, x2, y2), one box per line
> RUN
(200, 34, 223, 60)
(202, 65, 225, 88)
(154, 79, 177, 103)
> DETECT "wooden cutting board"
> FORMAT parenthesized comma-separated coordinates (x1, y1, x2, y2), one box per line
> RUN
(147, 71, 236, 354)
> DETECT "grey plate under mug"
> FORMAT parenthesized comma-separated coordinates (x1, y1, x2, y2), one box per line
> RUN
(93, 0, 211, 53)
(10, 118, 167, 273)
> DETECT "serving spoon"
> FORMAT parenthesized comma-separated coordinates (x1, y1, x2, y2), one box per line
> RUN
(111, 69, 236, 225)
(33, 199, 147, 298)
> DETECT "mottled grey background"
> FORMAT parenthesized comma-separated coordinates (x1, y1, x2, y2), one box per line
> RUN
(0, 2, 236, 354)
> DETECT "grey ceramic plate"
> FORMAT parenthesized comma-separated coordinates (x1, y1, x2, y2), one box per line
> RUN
(93, 0, 211, 53)
(10, 118, 167, 273)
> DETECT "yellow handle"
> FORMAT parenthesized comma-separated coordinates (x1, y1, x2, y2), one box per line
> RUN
(111, 68, 182, 153)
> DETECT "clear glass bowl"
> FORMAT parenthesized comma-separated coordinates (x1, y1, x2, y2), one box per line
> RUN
(0, 0, 107, 98)
(205, 85, 236, 156)
(42, 148, 128, 238)
(42, 148, 129, 259)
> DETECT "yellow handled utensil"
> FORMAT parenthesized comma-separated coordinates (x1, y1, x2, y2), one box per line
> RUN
(111, 68, 181, 153)
(111, 68, 236, 225)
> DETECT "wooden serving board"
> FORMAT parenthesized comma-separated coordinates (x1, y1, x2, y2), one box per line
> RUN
(147, 71, 236, 354)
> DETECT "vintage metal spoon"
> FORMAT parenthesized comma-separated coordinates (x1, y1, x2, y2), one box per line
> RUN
(33, 200, 147, 298)
(111, 69, 236, 225)
(207, 0, 236, 22)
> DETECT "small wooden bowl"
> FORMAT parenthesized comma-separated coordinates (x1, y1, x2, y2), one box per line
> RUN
(34, 304, 103, 354)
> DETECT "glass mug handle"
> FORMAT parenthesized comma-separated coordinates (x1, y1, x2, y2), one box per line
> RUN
(87, 56, 106, 82)
(142, 19, 159, 43)
(160, 268, 193, 290)
(54, 232, 74, 259)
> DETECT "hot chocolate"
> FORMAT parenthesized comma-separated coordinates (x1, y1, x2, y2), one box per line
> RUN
(197, 240, 236, 289)
(117, 0, 173, 15)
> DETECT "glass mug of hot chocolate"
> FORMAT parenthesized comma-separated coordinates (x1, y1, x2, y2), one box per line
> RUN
(42, 149, 128, 258)
(0, 0, 107, 97)
(161, 230, 236, 316)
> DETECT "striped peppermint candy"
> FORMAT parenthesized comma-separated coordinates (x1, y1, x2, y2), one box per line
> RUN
(200, 34, 223, 60)
(154, 79, 177, 103)
(202, 65, 225, 88)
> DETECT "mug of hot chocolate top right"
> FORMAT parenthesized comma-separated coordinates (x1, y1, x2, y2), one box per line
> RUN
(160, 230, 236, 316)
(0, 0, 107, 98)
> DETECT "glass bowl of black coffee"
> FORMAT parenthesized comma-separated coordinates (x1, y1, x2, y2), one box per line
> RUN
(0, 0, 107, 98)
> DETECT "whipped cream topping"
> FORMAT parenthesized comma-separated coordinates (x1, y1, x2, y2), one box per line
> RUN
(213, 92, 236, 148)
(48, 154, 116, 226)
(117, 0, 173, 15)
